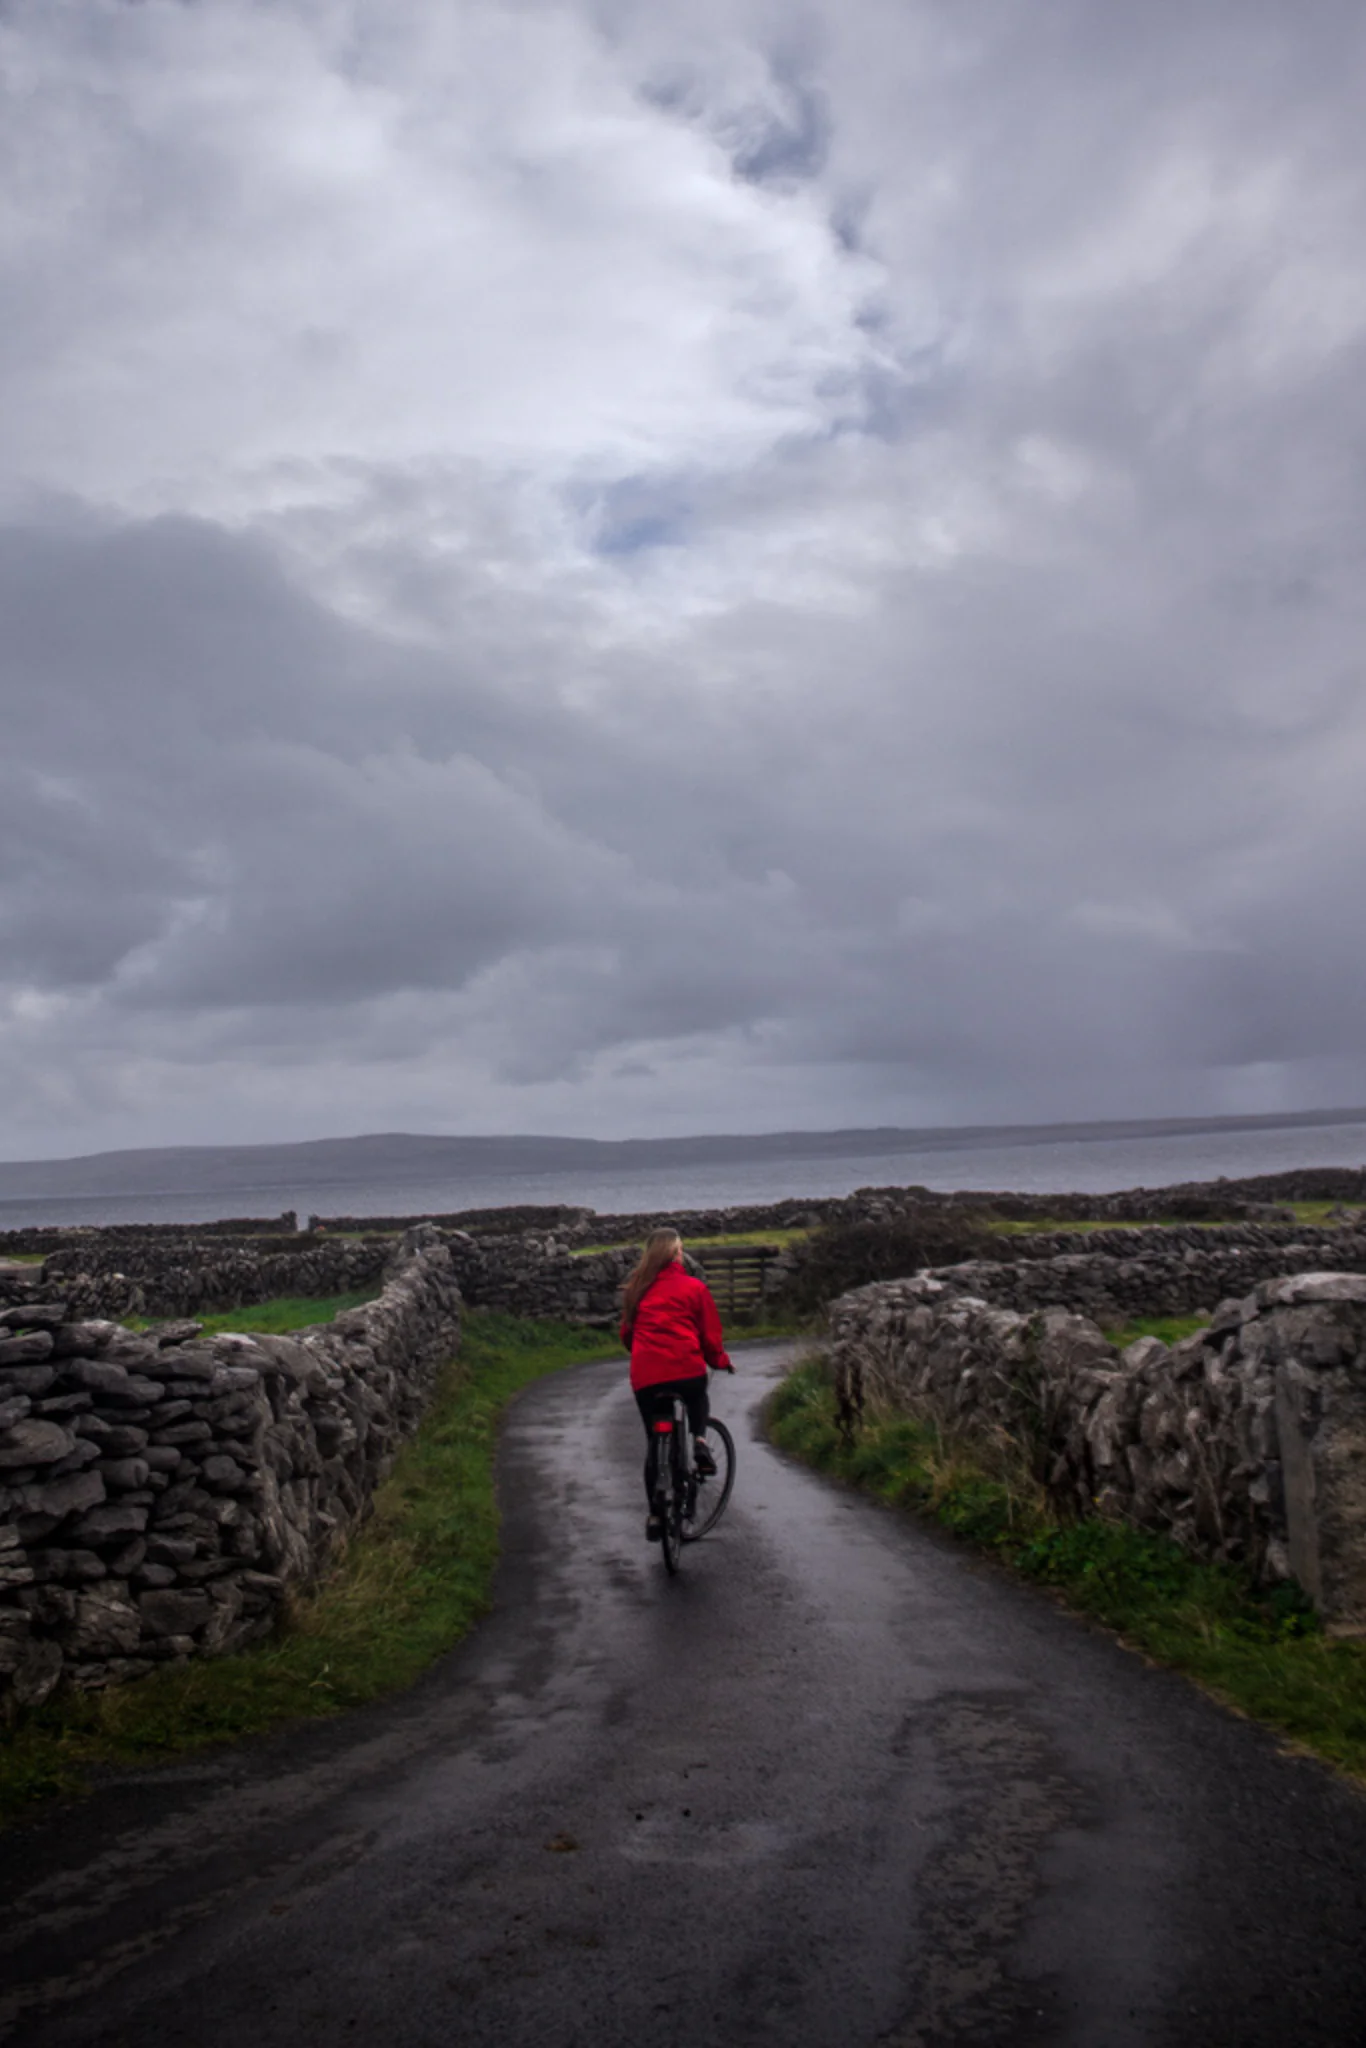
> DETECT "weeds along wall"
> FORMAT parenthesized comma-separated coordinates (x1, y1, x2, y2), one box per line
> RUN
(827, 1269, 1366, 1633)
(0, 1229, 461, 1709)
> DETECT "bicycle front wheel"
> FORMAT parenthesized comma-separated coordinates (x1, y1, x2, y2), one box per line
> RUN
(683, 1417, 735, 1541)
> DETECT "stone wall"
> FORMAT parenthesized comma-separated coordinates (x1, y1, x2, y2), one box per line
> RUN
(440, 1233, 635, 1324)
(0, 1215, 299, 1257)
(308, 1205, 595, 1237)
(310, 1196, 838, 1242)
(0, 1227, 461, 1709)
(826, 1268, 1366, 1632)
(905, 1227, 1366, 1328)
(7, 1234, 394, 1324)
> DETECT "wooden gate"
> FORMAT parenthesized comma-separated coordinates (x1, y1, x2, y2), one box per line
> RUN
(691, 1244, 783, 1321)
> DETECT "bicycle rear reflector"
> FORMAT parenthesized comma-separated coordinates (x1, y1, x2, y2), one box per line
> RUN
(653, 1418, 673, 1433)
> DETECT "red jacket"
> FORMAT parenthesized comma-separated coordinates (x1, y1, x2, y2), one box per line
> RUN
(623, 1261, 731, 1391)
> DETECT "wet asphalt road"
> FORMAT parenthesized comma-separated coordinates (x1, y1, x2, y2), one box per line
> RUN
(2, 1340, 1366, 2048)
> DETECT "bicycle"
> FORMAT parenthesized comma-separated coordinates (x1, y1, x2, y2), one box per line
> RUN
(647, 1394, 736, 1575)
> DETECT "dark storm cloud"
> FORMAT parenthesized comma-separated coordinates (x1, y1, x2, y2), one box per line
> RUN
(2, 0, 1366, 1149)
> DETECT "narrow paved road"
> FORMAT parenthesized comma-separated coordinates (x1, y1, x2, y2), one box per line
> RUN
(3, 1341, 1366, 2047)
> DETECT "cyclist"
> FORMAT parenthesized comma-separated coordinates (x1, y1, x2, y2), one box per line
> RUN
(621, 1227, 733, 1542)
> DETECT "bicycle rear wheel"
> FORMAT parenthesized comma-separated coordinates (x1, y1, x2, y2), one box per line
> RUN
(660, 1412, 686, 1574)
(683, 1417, 735, 1541)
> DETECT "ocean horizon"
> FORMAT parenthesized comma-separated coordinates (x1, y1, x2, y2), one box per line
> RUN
(2, 1112, 1364, 1230)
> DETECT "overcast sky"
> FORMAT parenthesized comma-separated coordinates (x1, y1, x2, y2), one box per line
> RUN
(3, 0, 1365, 1158)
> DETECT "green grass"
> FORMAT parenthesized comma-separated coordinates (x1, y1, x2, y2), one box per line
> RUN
(768, 1359, 1366, 1782)
(1103, 1313, 1212, 1349)
(194, 1289, 383, 1335)
(0, 1309, 614, 1829)
(1287, 1200, 1366, 1225)
(127, 1289, 384, 1336)
(726, 1314, 817, 1342)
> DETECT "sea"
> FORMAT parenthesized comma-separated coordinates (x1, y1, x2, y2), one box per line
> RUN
(3, 1116, 1366, 1232)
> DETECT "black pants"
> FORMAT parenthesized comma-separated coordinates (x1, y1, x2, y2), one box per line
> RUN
(635, 1377, 709, 1508)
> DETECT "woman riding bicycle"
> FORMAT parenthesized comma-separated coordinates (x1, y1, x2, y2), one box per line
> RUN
(621, 1228, 732, 1543)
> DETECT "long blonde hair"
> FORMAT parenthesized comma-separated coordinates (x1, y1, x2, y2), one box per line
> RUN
(622, 1228, 682, 1327)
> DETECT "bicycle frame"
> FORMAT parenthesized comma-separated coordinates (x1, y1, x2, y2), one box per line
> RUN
(649, 1404, 695, 1513)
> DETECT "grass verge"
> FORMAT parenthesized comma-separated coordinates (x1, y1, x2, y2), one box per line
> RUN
(768, 1358, 1366, 1781)
(0, 1309, 614, 1829)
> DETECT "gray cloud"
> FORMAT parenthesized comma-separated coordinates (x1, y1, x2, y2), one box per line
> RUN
(2, 0, 1365, 1153)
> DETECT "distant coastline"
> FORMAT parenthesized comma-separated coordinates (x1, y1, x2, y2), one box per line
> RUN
(3, 1107, 1366, 1197)
(1, 1110, 1365, 1229)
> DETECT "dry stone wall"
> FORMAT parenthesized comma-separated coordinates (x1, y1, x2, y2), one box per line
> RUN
(905, 1227, 1366, 1328)
(440, 1233, 635, 1323)
(0, 1227, 461, 1709)
(6, 1234, 393, 1324)
(827, 1268, 1366, 1632)
(0, 1215, 299, 1259)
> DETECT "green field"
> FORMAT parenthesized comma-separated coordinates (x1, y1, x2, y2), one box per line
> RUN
(191, 1289, 383, 1334)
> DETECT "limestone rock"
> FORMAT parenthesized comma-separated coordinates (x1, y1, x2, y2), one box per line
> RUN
(0, 1304, 68, 1330)
(100, 1458, 150, 1492)
(13, 1470, 106, 1520)
(0, 1419, 75, 1468)
(64, 1360, 164, 1406)
(0, 1366, 57, 1397)
(69, 1585, 141, 1658)
(70, 1501, 149, 1544)
(137, 1588, 213, 1637)
(0, 1332, 54, 1365)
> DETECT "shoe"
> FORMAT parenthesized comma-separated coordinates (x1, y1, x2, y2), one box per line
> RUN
(645, 1515, 663, 1542)
(694, 1440, 717, 1478)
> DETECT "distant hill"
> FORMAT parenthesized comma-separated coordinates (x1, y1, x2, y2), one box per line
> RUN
(2, 1110, 1365, 1201)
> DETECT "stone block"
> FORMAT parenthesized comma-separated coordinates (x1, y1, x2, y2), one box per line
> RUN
(0, 1419, 75, 1468)
(74, 1419, 148, 1454)
(49, 1321, 119, 1358)
(69, 1585, 141, 1657)
(137, 1588, 213, 1637)
(151, 1420, 213, 1446)
(1260, 1272, 1366, 1308)
(71, 1501, 150, 1545)
(0, 1367, 57, 1397)
(17, 1470, 106, 1520)
(64, 1361, 164, 1405)
(201, 1455, 247, 1494)
(101, 1458, 150, 1492)
(0, 1333, 54, 1365)
(0, 1305, 68, 1330)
